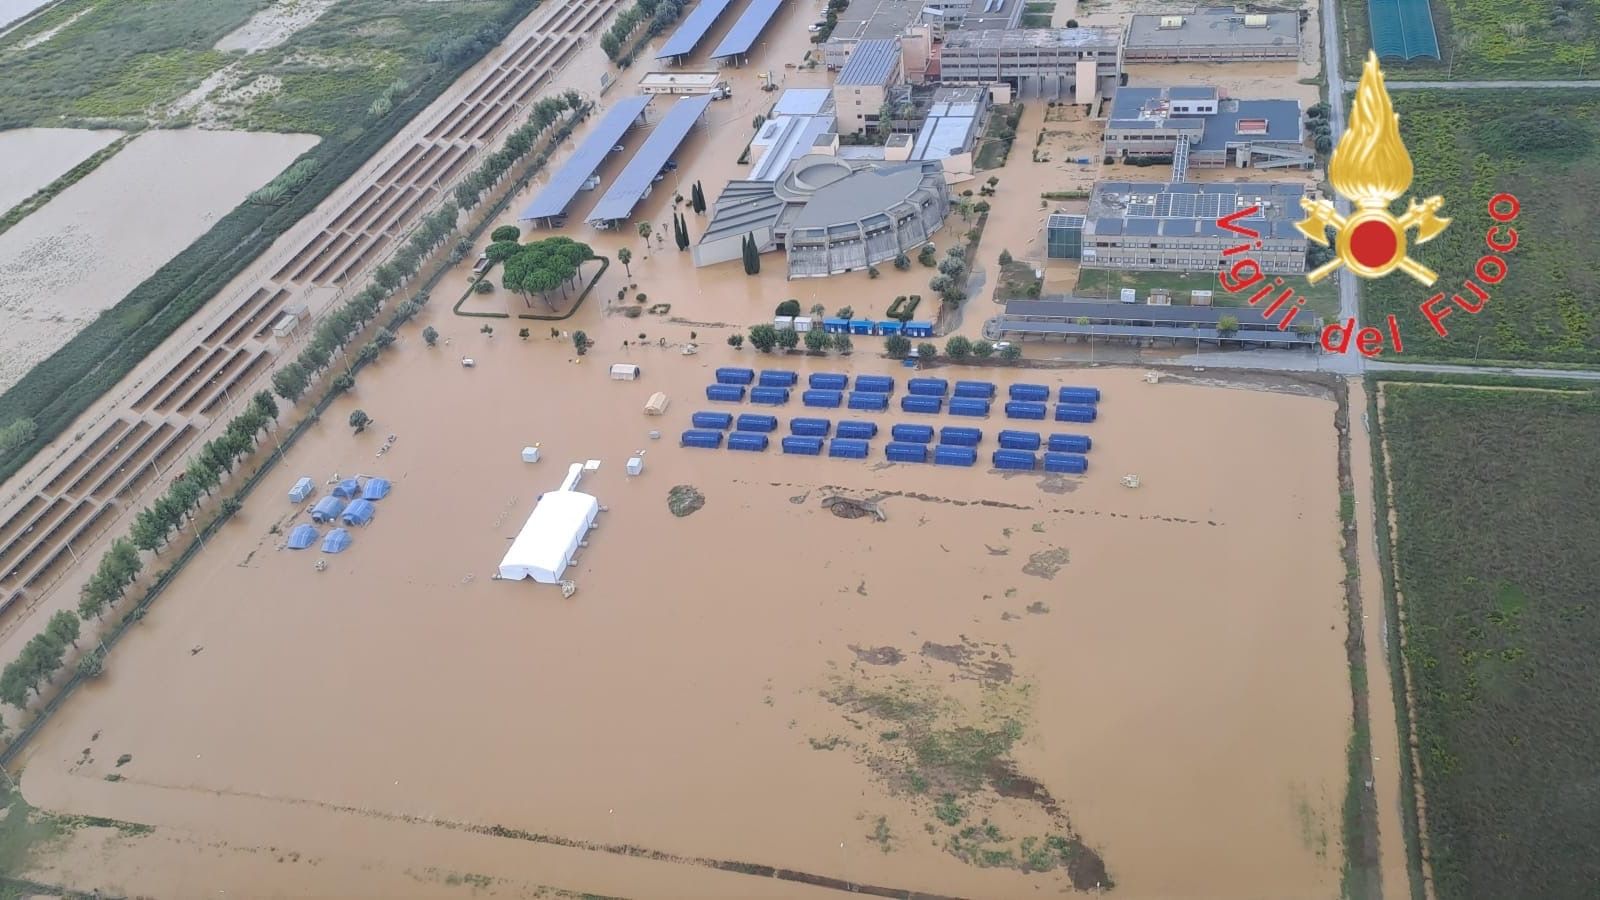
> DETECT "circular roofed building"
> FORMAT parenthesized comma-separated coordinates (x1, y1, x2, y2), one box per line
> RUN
(779, 155, 951, 278)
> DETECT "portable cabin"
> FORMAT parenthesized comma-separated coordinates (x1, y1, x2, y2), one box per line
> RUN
(803, 389, 843, 408)
(272, 314, 300, 339)
(849, 319, 874, 335)
(809, 372, 848, 390)
(705, 384, 746, 402)
(907, 378, 949, 397)
(953, 380, 996, 399)
(1048, 433, 1092, 453)
(1004, 401, 1047, 420)
(1058, 386, 1102, 404)
(835, 420, 878, 439)
(681, 429, 724, 448)
(853, 374, 895, 394)
(286, 524, 319, 550)
(774, 315, 797, 331)
(934, 445, 978, 467)
(885, 442, 929, 463)
(938, 426, 982, 447)
(790, 417, 832, 436)
(644, 392, 670, 415)
(340, 499, 377, 527)
(627, 456, 644, 476)
(998, 430, 1042, 450)
(331, 478, 362, 499)
(782, 435, 824, 455)
(823, 318, 851, 334)
(715, 367, 755, 385)
(878, 320, 902, 336)
(790, 317, 812, 333)
(900, 395, 943, 414)
(1055, 403, 1098, 423)
(1009, 383, 1050, 402)
(361, 478, 392, 501)
(727, 431, 770, 451)
(734, 413, 778, 433)
(891, 423, 935, 443)
(992, 449, 1038, 470)
(948, 398, 991, 418)
(289, 476, 315, 504)
(749, 386, 791, 405)
(828, 438, 870, 459)
(903, 321, 935, 338)
(610, 363, 641, 381)
(1043, 452, 1088, 474)
(759, 370, 799, 387)
(847, 391, 889, 411)
(692, 411, 734, 429)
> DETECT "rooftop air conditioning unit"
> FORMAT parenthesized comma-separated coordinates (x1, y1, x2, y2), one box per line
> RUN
(1244, 14, 1270, 26)
(1158, 16, 1184, 28)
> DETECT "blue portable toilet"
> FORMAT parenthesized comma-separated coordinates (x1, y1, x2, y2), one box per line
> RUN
(939, 426, 982, 447)
(954, 380, 996, 399)
(735, 413, 778, 432)
(1058, 386, 1101, 404)
(891, 423, 935, 443)
(1009, 383, 1050, 402)
(1048, 433, 1092, 453)
(692, 411, 734, 429)
(904, 321, 934, 338)
(803, 389, 843, 408)
(934, 445, 978, 467)
(848, 391, 889, 411)
(810, 372, 849, 390)
(706, 384, 746, 402)
(790, 417, 832, 436)
(900, 395, 943, 414)
(286, 524, 319, 550)
(885, 442, 928, 463)
(853, 374, 894, 394)
(992, 449, 1038, 470)
(782, 435, 824, 455)
(1043, 452, 1088, 474)
(1055, 403, 1098, 423)
(758, 370, 799, 387)
(999, 430, 1042, 450)
(828, 438, 870, 459)
(681, 429, 724, 448)
(878, 320, 902, 336)
(716, 367, 755, 385)
(727, 432, 770, 452)
(949, 398, 991, 418)
(849, 319, 873, 335)
(823, 318, 850, 334)
(836, 420, 878, 439)
(750, 386, 790, 405)
(907, 378, 949, 397)
(1004, 401, 1047, 420)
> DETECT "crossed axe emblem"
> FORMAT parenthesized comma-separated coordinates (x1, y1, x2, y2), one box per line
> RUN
(1298, 195, 1451, 287)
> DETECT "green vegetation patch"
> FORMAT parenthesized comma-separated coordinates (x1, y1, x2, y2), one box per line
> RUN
(1362, 92, 1600, 364)
(1343, 0, 1597, 80)
(1379, 384, 1600, 898)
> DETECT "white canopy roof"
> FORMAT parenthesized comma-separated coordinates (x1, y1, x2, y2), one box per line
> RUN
(497, 490, 599, 583)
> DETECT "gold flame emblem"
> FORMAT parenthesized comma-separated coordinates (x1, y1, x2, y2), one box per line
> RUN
(1299, 52, 1450, 286)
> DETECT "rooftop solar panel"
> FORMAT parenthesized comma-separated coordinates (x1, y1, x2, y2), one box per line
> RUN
(586, 94, 713, 223)
(710, 0, 786, 59)
(519, 96, 652, 220)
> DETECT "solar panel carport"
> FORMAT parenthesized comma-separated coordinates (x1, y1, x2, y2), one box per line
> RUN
(710, 0, 786, 62)
(586, 94, 713, 225)
(520, 95, 652, 224)
(656, 0, 738, 60)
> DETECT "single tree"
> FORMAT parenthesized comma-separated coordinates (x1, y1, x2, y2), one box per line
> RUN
(833, 333, 853, 354)
(349, 410, 372, 434)
(573, 330, 591, 354)
(617, 247, 633, 276)
(251, 390, 279, 422)
(272, 363, 309, 403)
(131, 509, 166, 553)
(727, 333, 744, 349)
(777, 327, 800, 351)
(804, 329, 830, 352)
(171, 478, 203, 518)
(637, 221, 653, 248)
(998, 249, 1013, 266)
(422, 326, 439, 346)
(331, 372, 356, 394)
(1000, 343, 1023, 360)
(867, 265, 880, 279)
(491, 225, 521, 242)
(77, 651, 105, 679)
(916, 343, 938, 365)
(893, 252, 910, 270)
(218, 497, 243, 518)
(1218, 315, 1240, 334)
(186, 455, 221, 496)
(375, 327, 397, 350)
(518, 327, 531, 340)
(972, 339, 995, 358)
(809, 303, 825, 317)
(946, 336, 973, 360)
(986, 176, 999, 190)
(0, 667, 27, 710)
(46, 610, 80, 648)
(918, 244, 937, 267)
(748, 324, 779, 352)
(885, 334, 911, 358)
(836, 306, 854, 319)
(775, 299, 802, 318)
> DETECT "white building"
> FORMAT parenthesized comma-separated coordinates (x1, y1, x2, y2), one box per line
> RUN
(497, 490, 599, 583)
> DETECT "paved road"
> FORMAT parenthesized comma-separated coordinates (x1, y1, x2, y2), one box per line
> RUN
(1320, 0, 1365, 377)
(1357, 80, 1600, 90)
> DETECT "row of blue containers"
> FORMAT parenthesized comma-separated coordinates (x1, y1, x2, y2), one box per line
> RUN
(684, 430, 1089, 473)
(718, 370, 1101, 401)
(819, 319, 935, 337)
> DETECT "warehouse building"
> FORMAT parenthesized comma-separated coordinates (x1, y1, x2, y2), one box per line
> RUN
(1124, 9, 1300, 62)
(1049, 181, 1309, 273)
(1103, 85, 1311, 174)
(694, 154, 950, 277)
(935, 27, 1122, 101)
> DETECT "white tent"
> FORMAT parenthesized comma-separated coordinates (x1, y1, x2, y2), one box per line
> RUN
(497, 490, 599, 583)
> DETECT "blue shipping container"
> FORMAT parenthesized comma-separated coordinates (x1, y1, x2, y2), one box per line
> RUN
(706, 384, 746, 402)
(1043, 452, 1088, 474)
(749, 387, 791, 405)
(681, 429, 723, 448)
(992, 449, 1037, 470)
(1055, 404, 1098, 423)
(759, 370, 798, 387)
(790, 417, 832, 436)
(836, 420, 878, 439)
(854, 374, 895, 394)
(822, 318, 850, 334)
(901, 395, 943, 414)
(828, 438, 870, 459)
(691, 411, 733, 429)
(885, 442, 928, 463)
(948, 398, 991, 418)
(715, 367, 755, 385)
(1057, 385, 1102, 404)
(939, 426, 982, 447)
(953, 380, 996, 399)
(802, 389, 843, 408)
(891, 423, 935, 443)
(1004, 401, 1047, 420)
(735, 413, 778, 432)
(878, 320, 902, 336)
(782, 436, 824, 455)
(903, 321, 934, 338)
(907, 378, 949, 397)
(934, 445, 978, 467)
(849, 320, 874, 335)
(848, 392, 889, 411)
(810, 372, 848, 390)
(728, 432, 770, 452)
(1048, 433, 1092, 453)
(1009, 383, 1049, 402)
(998, 430, 1042, 451)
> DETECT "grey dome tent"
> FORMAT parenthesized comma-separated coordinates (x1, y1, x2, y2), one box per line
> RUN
(340, 499, 376, 526)
(321, 528, 353, 553)
(286, 524, 319, 550)
(310, 496, 346, 523)
(361, 478, 391, 501)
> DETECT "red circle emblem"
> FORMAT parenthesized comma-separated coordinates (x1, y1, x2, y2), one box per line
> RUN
(1349, 220, 1398, 269)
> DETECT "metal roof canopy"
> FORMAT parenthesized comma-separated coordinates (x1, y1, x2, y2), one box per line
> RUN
(586, 94, 713, 223)
(520, 96, 652, 221)
(657, 0, 739, 59)
(710, 0, 785, 60)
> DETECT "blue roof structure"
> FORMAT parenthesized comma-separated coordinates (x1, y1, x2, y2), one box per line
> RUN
(322, 528, 353, 554)
(286, 524, 319, 550)
(656, 0, 738, 59)
(310, 496, 346, 523)
(331, 478, 362, 499)
(586, 94, 713, 223)
(341, 499, 377, 526)
(520, 96, 651, 221)
(361, 478, 392, 501)
(837, 38, 900, 86)
(1368, 0, 1440, 60)
(710, 0, 785, 60)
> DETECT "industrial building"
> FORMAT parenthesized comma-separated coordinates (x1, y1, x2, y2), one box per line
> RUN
(694, 154, 951, 277)
(1102, 85, 1311, 174)
(834, 38, 905, 133)
(823, 0, 927, 69)
(987, 298, 1319, 347)
(1124, 9, 1300, 62)
(921, 0, 1025, 30)
(1048, 181, 1309, 273)
(935, 27, 1122, 101)
(752, 86, 987, 184)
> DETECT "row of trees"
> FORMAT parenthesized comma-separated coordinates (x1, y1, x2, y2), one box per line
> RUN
(600, 0, 687, 63)
(453, 93, 583, 211)
(741, 233, 761, 275)
(671, 212, 690, 251)
(687, 181, 707, 214)
(742, 325, 854, 355)
(0, 611, 83, 710)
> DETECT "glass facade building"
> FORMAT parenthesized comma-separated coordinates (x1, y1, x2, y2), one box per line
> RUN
(1046, 214, 1084, 260)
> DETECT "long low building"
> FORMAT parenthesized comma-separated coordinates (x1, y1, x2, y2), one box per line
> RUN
(935, 27, 1123, 101)
(987, 298, 1319, 347)
(1124, 9, 1301, 62)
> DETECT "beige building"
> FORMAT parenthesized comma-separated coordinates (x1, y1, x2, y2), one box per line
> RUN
(934, 27, 1122, 102)
(833, 38, 904, 135)
(1124, 9, 1300, 62)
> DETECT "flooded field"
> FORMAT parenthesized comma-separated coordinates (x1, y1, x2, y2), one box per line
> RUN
(0, 128, 317, 393)
(0, 127, 123, 211)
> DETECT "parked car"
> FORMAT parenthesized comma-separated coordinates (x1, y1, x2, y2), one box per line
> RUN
(611, 144, 624, 153)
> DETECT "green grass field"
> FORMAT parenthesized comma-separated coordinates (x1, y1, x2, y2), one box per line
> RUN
(1340, 0, 1598, 80)
(1377, 383, 1600, 899)
(1361, 91, 1600, 364)
(1075, 268, 1342, 320)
